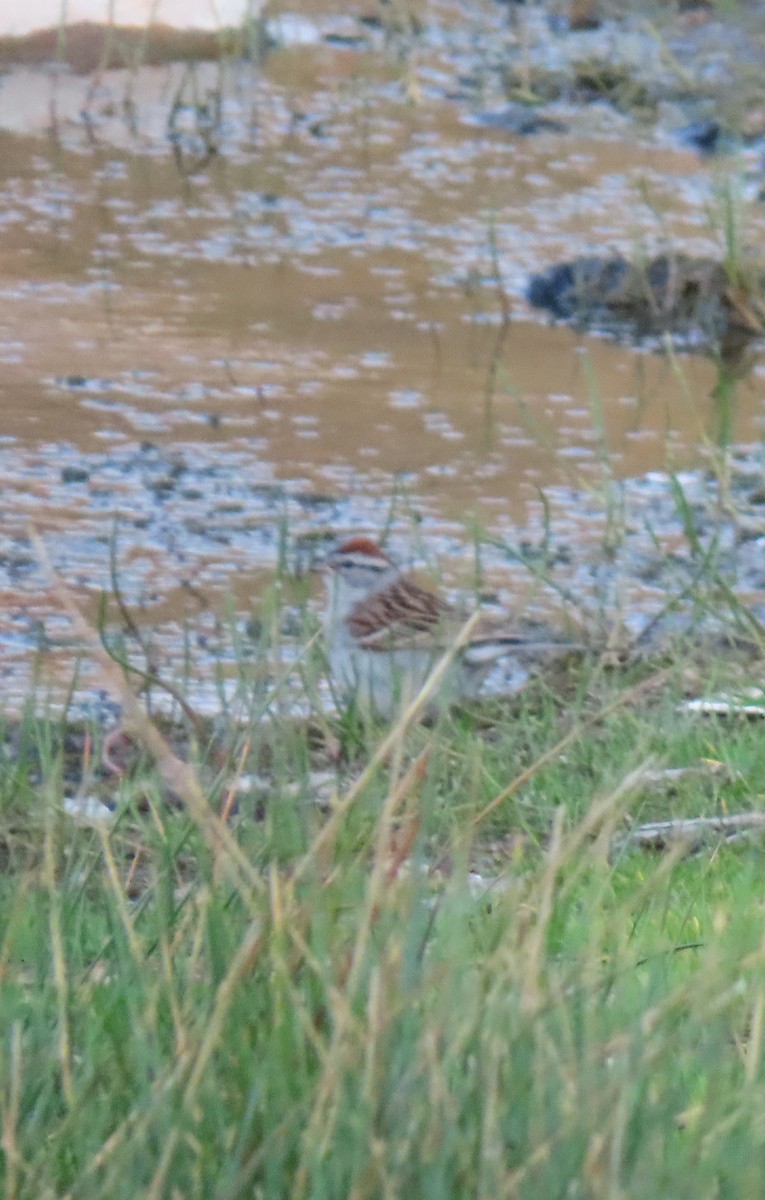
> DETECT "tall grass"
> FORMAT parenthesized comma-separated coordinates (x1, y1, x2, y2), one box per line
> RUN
(3, 622, 765, 1196)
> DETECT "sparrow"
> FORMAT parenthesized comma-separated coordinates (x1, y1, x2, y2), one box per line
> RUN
(321, 535, 581, 716)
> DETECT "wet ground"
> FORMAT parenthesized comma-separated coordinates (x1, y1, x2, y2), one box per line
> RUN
(2, 0, 765, 716)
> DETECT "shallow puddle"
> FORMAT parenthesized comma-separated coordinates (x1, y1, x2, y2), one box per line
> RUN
(1, 3, 765, 713)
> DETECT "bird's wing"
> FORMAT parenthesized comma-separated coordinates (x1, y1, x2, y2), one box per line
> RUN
(345, 579, 453, 651)
(347, 585, 587, 657)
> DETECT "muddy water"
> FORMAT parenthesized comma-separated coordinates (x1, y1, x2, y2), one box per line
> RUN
(1, 13, 764, 714)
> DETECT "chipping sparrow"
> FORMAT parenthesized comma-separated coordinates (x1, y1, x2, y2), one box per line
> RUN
(322, 536, 581, 716)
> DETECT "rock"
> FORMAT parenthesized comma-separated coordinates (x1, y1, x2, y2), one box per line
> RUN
(676, 118, 725, 155)
(527, 252, 765, 352)
(61, 465, 90, 484)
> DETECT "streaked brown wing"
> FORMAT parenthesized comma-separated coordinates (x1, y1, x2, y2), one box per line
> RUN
(346, 578, 452, 650)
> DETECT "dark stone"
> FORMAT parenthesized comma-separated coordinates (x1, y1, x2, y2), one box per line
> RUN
(677, 119, 724, 155)
(323, 33, 366, 48)
(61, 465, 90, 483)
(527, 252, 765, 352)
(527, 256, 630, 319)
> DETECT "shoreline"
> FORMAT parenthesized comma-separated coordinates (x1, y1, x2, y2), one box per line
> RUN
(0, 20, 260, 74)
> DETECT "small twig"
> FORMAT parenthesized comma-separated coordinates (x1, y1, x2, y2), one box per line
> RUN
(219, 740, 251, 826)
(616, 811, 765, 853)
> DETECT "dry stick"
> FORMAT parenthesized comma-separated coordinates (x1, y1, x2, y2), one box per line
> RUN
(43, 818, 74, 1110)
(1, 1023, 22, 1200)
(466, 667, 674, 837)
(618, 811, 765, 851)
(220, 739, 251, 825)
(291, 610, 483, 887)
(30, 529, 264, 900)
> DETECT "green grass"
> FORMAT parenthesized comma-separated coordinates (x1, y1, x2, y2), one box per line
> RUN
(3, 640, 765, 1197)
